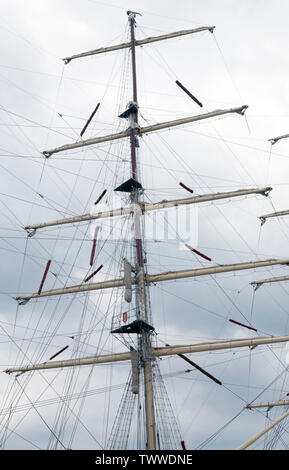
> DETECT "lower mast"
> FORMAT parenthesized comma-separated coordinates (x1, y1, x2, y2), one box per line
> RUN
(127, 10, 156, 450)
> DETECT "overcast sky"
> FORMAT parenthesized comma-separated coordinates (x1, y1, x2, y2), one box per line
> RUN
(1, 0, 289, 451)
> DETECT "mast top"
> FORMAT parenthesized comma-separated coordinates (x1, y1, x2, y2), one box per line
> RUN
(127, 10, 142, 19)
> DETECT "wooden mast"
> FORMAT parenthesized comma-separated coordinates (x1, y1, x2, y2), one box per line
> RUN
(268, 133, 289, 145)
(62, 26, 215, 63)
(126, 10, 156, 450)
(236, 408, 289, 450)
(251, 274, 289, 289)
(246, 400, 289, 408)
(15, 258, 289, 302)
(24, 187, 272, 232)
(259, 208, 289, 225)
(6, 334, 289, 373)
(42, 106, 248, 158)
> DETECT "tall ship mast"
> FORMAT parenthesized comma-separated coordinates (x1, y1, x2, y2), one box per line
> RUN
(2, 8, 289, 451)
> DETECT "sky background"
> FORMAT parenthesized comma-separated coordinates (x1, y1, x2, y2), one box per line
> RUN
(1, 0, 289, 451)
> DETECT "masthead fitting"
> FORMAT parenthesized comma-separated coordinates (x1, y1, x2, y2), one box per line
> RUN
(259, 217, 266, 226)
(26, 228, 37, 238)
(127, 10, 142, 18)
(236, 105, 248, 115)
(43, 152, 52, 158)
(250, 282, 262, 291)
(262, 187, 272, 197)
(16, 298, 30, 306)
